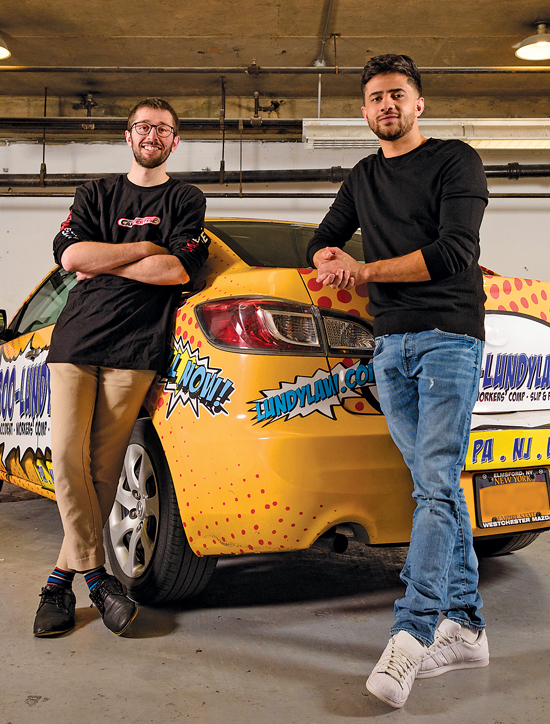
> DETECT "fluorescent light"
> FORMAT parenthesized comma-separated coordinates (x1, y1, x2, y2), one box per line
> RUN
(303, 118, 550, 151)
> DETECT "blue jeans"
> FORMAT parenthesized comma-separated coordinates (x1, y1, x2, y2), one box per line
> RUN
(373, 330, 485, 646)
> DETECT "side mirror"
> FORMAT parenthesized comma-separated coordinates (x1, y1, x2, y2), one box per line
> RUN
(0, 309, 14, 342)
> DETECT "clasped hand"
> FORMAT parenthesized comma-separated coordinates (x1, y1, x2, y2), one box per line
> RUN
(314, 247, 362, 290)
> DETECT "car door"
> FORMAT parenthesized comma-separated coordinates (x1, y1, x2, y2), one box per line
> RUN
(0, 267, 77, 495)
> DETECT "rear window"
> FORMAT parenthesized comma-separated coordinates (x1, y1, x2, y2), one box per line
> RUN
(205, 220, 365, 269)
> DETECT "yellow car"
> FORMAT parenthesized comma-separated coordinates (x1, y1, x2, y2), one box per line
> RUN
(1, 219, 549, 604)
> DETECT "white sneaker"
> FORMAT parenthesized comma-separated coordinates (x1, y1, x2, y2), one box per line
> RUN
(417, 619, 489, 679)
(366, 631, 427, 708)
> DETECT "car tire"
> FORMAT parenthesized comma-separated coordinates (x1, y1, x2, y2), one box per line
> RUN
(473, 531, 542, 558)
(105, 418, 217, 605)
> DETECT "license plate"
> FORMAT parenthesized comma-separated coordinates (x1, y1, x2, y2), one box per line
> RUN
(474, 468, 550, 529)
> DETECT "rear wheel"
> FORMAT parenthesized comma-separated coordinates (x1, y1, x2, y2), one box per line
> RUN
(105, 418, 217, 604)
(474, 531, 542, 558)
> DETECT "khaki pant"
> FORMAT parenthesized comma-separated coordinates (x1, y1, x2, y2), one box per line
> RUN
(48, 364, 156, 572)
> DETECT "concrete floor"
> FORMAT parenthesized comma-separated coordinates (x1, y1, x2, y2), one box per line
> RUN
(1, 481, 549, 724)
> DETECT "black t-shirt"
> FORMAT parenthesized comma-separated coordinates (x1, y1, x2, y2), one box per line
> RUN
(307, 139, 488, 340)
(47, 175, 207, 373)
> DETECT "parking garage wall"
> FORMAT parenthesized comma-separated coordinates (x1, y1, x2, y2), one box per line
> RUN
(1, 140, 549, 319)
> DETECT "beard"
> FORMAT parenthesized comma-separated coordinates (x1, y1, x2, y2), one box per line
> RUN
(369, 110, 416, 141)
(131, 141, 172, 169)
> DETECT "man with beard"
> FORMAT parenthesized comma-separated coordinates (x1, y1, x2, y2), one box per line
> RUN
(33, 98, 208, 638)
(307, 55, 489, 708)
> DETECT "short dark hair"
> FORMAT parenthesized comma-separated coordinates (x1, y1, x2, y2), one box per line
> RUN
(127, 97, 179, 134)
(361, 54, 422, 99)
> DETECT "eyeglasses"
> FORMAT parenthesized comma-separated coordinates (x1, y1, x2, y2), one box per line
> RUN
(129, 122, 175, 138)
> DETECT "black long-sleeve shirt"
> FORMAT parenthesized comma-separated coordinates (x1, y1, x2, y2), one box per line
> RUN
(307, 138, 488, 340)
(47, 175, 207, 372)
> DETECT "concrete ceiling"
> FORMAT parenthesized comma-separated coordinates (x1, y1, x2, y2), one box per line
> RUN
(1, 0, 550, 140)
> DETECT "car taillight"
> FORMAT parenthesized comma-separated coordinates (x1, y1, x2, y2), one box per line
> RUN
(197, 297, 375, 356)
(197, 298, 321, 352)
(322, 315, 375, 352)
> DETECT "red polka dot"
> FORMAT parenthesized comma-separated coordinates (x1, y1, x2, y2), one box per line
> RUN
(349, 309, 360, 316)
(307, 278, 324, 292)
(337, 290, 352, 304)
(514, 278, 523, 291)
(342, 358, 354, 368)
(278, 518, 283, 523)
(176, 326, 181, 335)
(259, 539, 264, 545)
(183, 331, 188, 339)
(181, 313, 187, 321)
(503, 280, 512, 295)
(272, 501, 277, 506)
(531, 294, 539, 304)
(542, 290, 548, 301)
(318, 297, 332, 308)
(510, 301, 519, 312)
(260, 489, 265, 494)
(490, 284, 500, 300)
(248, 545, 254, 550)
(526, 279, 533, 286)
(272, 530, 277, 534)
(188, 317, 193, 325)
(189, 536, 193, 542)
(157, 397, 164, 409)
(355, 402, 365, 411)
(521, 298, 529, 308)
(300, 269, 313, 275)
(286, 507, 290, 511)
(265, 504, 270, 509)
(498, 305, 506, 311)
(542, 312, 548, 321)
(241, 530, 246, 535)
(355, 283, 369, 298)
(197, 341, 202, 348)
(190, 336, 194, 344)
(251, 509, 256, 514)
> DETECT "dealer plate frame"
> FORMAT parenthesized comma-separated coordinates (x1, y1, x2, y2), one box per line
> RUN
(473, 467, 550, 529)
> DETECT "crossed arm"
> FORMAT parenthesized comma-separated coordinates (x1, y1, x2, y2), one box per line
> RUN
(313, 246, 431, 290)
(61, 240, 190, 286)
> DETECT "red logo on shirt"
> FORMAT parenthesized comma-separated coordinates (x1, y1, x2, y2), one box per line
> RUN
(117, 216, 161, 228)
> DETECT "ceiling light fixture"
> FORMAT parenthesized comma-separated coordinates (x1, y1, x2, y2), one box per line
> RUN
(0, 36, 10, 60)
(514, 21, 550, 60)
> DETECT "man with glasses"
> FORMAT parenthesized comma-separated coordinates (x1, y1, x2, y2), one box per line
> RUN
(33, 98, 209, 638)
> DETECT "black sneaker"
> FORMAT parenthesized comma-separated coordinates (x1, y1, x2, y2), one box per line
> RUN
(33, 584, 76, 637)
(89, 574, 138, 635)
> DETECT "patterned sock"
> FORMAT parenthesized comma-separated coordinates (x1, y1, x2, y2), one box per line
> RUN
(84, 566, 107, 592)
(46, 567, 75, 589)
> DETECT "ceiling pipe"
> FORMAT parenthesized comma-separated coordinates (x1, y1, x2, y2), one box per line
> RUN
(0, 65, 549, 75)
(1, 164, 550, 188)
(1, 191, 548, 199)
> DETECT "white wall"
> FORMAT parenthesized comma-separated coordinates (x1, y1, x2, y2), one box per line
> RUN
(1, 140, 549, 319)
